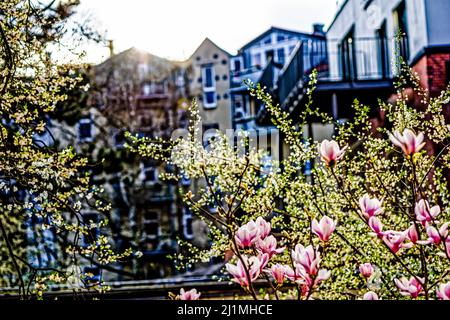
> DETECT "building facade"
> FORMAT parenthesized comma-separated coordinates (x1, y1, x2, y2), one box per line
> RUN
(187, 38, 233, 143)
(277, 0, 450, 151)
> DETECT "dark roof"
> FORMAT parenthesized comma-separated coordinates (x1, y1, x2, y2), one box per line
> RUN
(238, 26, 326, 53)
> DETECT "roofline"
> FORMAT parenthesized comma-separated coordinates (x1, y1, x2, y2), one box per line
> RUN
(327, 0, 351, 32)
(186, 37, 232, 62)
(238, 26, 326, 53)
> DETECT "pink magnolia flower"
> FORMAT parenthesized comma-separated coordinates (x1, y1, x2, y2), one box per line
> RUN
(359, 194, 383, 220)
(256, 217, 271, 239)
(389, 129, 426, 156)
(225, 255, 261, 287)
(258, 253, 269, 271)
(312, 215, 336, 242)
(315, 269, 331, 285)
(415, 199, 440, 226)
(406, 225, 419, 244)
(359, 263, 374, 278)
(318, 140, 347, 166)
(363, 291, 379, 300)
(420, 223, 449, 245)
(179, 288, 201, 300)
(436, 282, 450, 300)
(383, 231, 412, 253)
(268, 264, 287, 285)
(394, 276, 424, 298)
(235, 220, 260, 248)
(368, 216, 385, 237)
(286, 264, 330, 288)
(256, 235, 285, 258)
(284, 265, 302, 282)
(291, 244, 320, 276)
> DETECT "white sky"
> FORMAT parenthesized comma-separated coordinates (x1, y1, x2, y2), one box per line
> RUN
(75, 0, 341, 64)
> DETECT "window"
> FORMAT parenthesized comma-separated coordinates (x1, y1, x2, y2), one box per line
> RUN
(276, 34, 285, 42)
(183, 207, 193, 239)
(393, 0, 409, 60)
(140, 161, 158, 184)
(213, 53, 219, 59)
(234, 59, 241, 72)
(77, 115, 93, 142)
(202, 65, 217, 108)
(264, 37, 272, 44)
(253, 53, 262, 67)
(221, 59, 227, 65)
(215, 75, 220, 81)
(222, 75, 228, 81)
(277, 48, 285, 65)
(204, 91, 216, 105)
(143, 210, 160, 239)
(143, 83, 151, 95)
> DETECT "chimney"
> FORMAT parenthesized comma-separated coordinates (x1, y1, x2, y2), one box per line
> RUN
(108, 39, 114, 57)
(313, 23, 325, 35)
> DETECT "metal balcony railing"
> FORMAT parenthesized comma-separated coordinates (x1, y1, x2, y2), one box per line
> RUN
(278, 38, 328, 106)
(277, 36, 409, 106)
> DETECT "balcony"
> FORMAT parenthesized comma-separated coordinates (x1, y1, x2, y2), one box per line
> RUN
(277, 36, 407, 108)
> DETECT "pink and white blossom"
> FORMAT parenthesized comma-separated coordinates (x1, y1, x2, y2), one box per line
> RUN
(291, 244, 320, 276)
(235, 220, 260, 248)
(225, 255, 261, 287)
(284, 265, 302, 282)
(179, 288, 201, 300)
(315, 269, 331, 285)
(359, 194, 383, 220)
(406, 225, 419, 244)
(363, 291, 379, 300)
(257, 253, 269, 271)
(383, 231, 412, 253)
(415, 199, 440, 226)
(368, 216, 385, 237)
(256, 235, 285, 258)
(389, 129, 426, 156)
(420, 223, 449, 245)
(394, 276, 424, 298)
(359, 263, 374, 278)
(268, 264, 287, 285)
(256, 217, 271, 239)
(312, 215, 336, 242)
(436, 282, 450, 300)
(318, 140, 347, 166)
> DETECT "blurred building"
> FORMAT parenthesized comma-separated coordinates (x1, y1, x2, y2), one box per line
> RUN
(276, 0, 450, 158)
(48, 47, 195, 281)
(187, 38, 233, 144)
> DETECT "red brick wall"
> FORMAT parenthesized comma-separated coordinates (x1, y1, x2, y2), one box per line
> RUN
(426, 53, 450, 96)
(411, 53, 450, 95)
